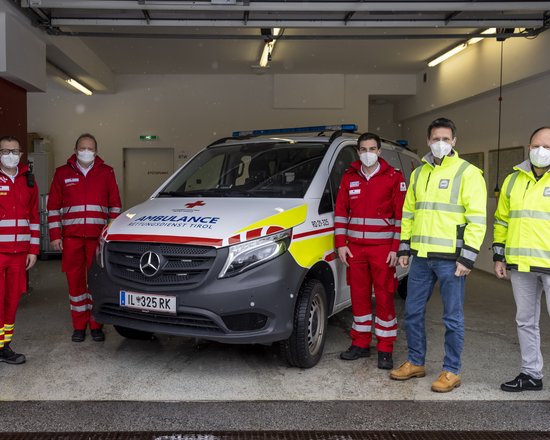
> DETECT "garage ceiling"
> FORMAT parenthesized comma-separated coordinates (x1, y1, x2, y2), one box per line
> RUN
(14, 1, 550, 76)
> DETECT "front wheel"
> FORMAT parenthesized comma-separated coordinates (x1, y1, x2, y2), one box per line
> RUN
(114, 325, 155, 340)
(279, 279, 328, 368)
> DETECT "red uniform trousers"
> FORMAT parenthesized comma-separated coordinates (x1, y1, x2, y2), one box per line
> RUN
(348, 242, 398, 353)
(62, 236, 101, 331)
(0, 253, 27, 348)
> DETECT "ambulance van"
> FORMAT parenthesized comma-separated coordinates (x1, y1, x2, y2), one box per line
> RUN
(89, 124, 421, 368)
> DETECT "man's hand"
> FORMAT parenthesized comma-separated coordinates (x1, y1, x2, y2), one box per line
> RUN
(51, 239, 63, 252)
(386, 251, 398, 267)
(26, 254, 37, 270)
(455, 262, 471, 277)
(398, 255, 409, 268)
(494, 261, 508, 279)
(338, 246, 353, 267)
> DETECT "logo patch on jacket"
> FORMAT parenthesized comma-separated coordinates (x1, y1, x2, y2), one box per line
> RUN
(64, 178, 79, 185)
(350, 181, 360, 188)
(544, 187, 550, 197)
(439, 179, 450, 189)
(400, 182, 407, 192)
(349, 189, 361, 196)
(0, 186, 9, 191)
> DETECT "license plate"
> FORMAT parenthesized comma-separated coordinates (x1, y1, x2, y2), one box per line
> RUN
(120, 290, 176, 315)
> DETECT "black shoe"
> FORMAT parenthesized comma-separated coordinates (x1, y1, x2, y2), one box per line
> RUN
(340, 345, 370, 360)
(501, 373, 543, 392)
(378, 351, 393, 370)
(0, 345, 26, 364)
(90, 329, 105, 342)
(72, 330, 86, 342)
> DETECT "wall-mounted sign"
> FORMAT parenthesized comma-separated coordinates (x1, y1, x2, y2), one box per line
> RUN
(140, 135, 158, 141)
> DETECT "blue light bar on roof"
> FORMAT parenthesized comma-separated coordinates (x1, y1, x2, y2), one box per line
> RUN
(232, 124, 358, 138)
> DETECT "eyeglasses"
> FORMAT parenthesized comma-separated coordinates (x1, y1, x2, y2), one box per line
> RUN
(0, 149, 22, 156)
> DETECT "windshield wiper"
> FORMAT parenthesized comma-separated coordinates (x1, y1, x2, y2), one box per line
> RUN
(157, 191, 189, 197)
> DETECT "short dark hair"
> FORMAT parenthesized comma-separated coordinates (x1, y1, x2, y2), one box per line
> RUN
(0, 136, 21, 146)
(75, 133, 98, 150)
(529, 126, 550, 144)
(427, 118, 457, 139)
(357, 132, 381, 149)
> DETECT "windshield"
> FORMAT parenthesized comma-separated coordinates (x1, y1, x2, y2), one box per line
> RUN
(158, 141, 328, 198)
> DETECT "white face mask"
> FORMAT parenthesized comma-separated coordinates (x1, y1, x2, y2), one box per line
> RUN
(1, 154, 20, 169)
(359, 152, 378, 168)
(429, 141, 453, 159)
(77, 150, 95, 164)
(529, 146, 550, 168)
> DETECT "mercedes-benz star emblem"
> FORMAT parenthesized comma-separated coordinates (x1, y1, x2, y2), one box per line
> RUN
(139, 251, 162, 277)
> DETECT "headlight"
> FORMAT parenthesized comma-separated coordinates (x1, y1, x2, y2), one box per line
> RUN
(95, 225, 110, 268)
(219, 229, 291, 278)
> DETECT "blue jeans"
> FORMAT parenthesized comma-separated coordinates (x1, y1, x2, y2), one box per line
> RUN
(405, 256, 465, 374)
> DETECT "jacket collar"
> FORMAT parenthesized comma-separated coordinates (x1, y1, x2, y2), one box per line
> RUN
(67, 153, 105, 171)
(422, 149, 459, 168)
(514, 159, 550, 180)
(349, 156, 392, 175)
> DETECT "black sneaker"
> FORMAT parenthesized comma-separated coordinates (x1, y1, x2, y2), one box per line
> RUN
(378, 351, 393, 370)
(90, 329, 105, 342)
(72, 330, 86, 342)
(340, 345, 370, 360)
(0, 345, 26, 364)
(501, 373, 543, 392)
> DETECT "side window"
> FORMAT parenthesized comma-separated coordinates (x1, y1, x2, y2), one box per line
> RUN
(380, 147, 401, 170)
(397, 153, 422, 185)
(330, 146, 357, 204)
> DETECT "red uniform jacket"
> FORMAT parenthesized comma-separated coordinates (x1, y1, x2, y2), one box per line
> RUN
(0, 165, 40, 255)
(47, 154, 122, 241)
(334, 158, 406, 252)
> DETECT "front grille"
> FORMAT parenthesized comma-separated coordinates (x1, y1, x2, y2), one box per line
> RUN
(100, 303, 224, 333)
(106, 241, 217, 287)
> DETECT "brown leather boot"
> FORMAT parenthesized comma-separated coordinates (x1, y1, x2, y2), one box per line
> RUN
(389, 361, 426, 380)
(431, 371, 461, 392)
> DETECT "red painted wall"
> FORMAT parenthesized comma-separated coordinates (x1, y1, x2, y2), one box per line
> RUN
(0, 77, 28, 159)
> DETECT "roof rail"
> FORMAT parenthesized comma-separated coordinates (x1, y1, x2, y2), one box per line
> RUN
(231, 124, 357, 138)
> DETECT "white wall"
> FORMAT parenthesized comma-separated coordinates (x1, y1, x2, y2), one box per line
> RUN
(27, 72, 415, 194)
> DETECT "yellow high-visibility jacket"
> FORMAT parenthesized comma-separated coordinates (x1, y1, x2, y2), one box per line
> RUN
(493, 160, 550, 274)
(398, 151, 487, 269)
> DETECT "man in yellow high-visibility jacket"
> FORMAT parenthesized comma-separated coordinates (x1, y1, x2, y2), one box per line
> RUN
(390, 117, 487, 393)
(494, 126, 550, 393)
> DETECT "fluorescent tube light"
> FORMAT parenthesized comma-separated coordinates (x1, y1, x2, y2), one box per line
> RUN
(65, 78, 93, 96)
(428, 43, 467, 67)
(257, 27, 282, 68)
(467, 28, 497, 45)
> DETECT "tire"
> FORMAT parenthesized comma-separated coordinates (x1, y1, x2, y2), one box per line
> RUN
(114, 325, 155, 340)
(279, 279, 328, 368)
(397, 275, 408, 300)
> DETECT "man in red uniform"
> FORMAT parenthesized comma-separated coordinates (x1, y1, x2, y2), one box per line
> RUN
(0, 136, 39, 364)
(335, 132, 406, 369)
(48, 133, 121, 342)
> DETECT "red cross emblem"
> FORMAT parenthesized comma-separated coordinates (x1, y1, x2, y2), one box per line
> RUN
(185, 200, 205, 208)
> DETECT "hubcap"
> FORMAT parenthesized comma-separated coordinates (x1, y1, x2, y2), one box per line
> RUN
(307, 292, 326, 355)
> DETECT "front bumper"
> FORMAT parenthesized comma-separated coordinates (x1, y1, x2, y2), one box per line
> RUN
(89, 250, 305, 344)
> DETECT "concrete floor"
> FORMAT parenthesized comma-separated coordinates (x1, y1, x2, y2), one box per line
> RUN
(2, 259, 550, 432)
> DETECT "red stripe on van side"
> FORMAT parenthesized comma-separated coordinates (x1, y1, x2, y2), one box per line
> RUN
(246, 228, 262, 240)
(293, 227, 334, 240)
(107, 234, 223, 247)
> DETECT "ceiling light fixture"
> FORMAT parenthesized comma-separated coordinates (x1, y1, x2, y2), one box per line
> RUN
(258, 27, 282, 68)
(65, 78, 93, 96)
(428, 28, 498, 68)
